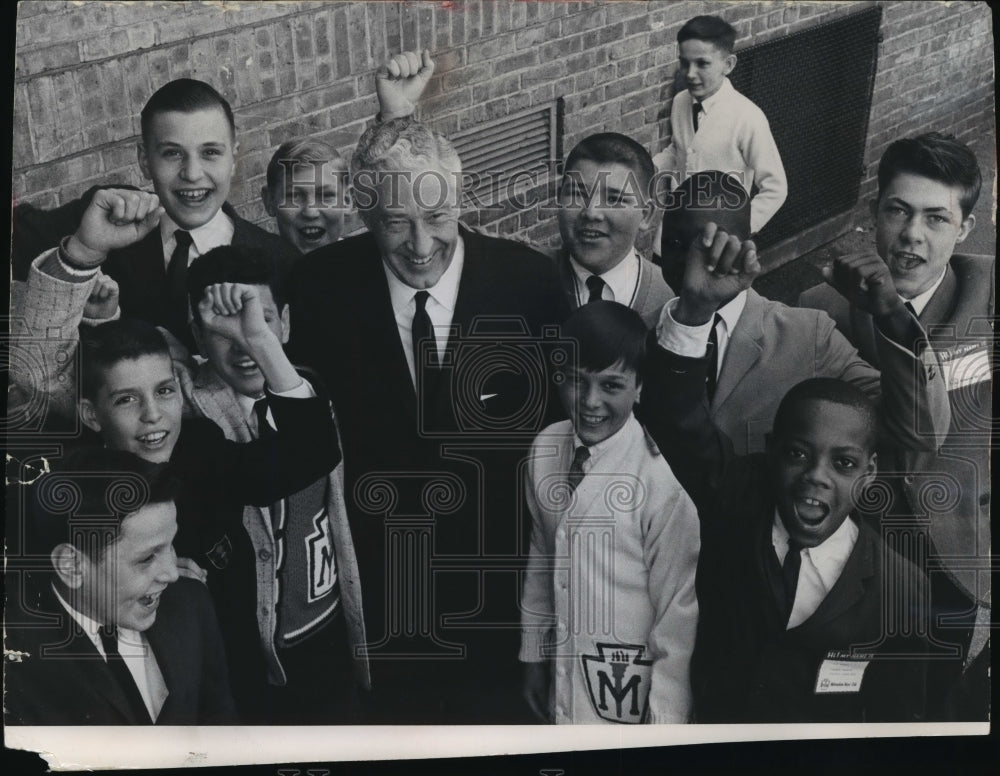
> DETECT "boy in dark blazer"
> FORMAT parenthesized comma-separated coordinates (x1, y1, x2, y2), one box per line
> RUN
(11, 50, 433, 350)
(641, 226, 932, 722)
(5, 449, 236, 725)
(798, 133, 992, 720)
(11, 79, 296, 351)
(8, 189, 344, 722)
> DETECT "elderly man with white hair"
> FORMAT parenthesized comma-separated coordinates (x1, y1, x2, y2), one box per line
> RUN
(287, 115, 570, 723)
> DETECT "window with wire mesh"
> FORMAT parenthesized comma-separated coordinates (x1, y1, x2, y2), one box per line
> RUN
(450, 101, 561, 218)
(730, 6, 883, 249)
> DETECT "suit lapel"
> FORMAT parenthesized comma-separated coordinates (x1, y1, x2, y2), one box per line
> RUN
(712, 290, 764, 411)
(39, 585, 146, 724)
(556, 248, 579, 311)
(451, 231, 491, 328)
(364, 250, 419, 421)
(129, 228, 167, 289)
(797, 519, 876, 631)
(918, 265, 958, 328)
(190, 364, 254, 442)
(848, 304, 881, 367)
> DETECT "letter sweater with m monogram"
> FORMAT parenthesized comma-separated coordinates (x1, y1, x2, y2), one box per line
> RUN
(520, 415, 700, 723)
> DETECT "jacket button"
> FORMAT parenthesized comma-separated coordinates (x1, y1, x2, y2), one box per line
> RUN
(259, 549, 271, 561)
(979, 493, 990, 506)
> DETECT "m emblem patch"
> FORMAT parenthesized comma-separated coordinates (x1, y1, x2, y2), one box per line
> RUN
(305, 510, 336, 602)
(581, 643, 652, 723)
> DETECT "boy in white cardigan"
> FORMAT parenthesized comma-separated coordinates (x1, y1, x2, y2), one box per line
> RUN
(653, 15, 787, 239)
(520, 301, 700, 724)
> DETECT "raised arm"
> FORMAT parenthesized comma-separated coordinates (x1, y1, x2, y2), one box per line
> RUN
(639, 222, 760, 512)
(818, 252, 951, 450)
(194, 283, 341, 505)
(9, 189, 162, 422)
(376, 49, 435, 121)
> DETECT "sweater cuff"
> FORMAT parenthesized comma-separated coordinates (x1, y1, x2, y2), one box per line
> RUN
(519, 628, 550, 663)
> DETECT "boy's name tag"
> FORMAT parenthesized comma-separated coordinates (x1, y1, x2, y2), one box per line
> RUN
(814, 652, 873, 694)
(937, 341, 991, 392)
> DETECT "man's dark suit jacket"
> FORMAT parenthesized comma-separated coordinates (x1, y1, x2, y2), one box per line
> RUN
(287, 228, 570, 723)
(639, 341, 931, 723)
(5, 577, 237, 725)
(12, 186, 297, 349)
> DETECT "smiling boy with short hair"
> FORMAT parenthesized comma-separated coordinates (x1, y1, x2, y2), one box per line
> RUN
(652, 15, 786, 245)
(520, 301, 700, 724)
(552, 133, 674, 327)
(9, 189, 345, 721)
(642, 225, 934, 722)
(262, 139, 352, 255)
(4, 449, 236, 725)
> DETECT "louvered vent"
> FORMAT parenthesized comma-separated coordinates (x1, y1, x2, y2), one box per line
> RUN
(451, 101, 561, 208)
(730, 6, 882, 248)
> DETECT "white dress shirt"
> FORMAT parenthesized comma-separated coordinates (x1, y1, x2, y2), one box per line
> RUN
(771, 512, 860, 629)
(568, 249, 641, 307)
(655, 291, 749, 380)
(158, 208, 235, 269)
(234, 378, 318, 431)
(384, 237, 466, 387)
(52, 585, 168, 721)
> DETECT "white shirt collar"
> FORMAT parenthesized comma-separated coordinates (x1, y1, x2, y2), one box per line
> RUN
(384, 236, 465, 316)
(572, 413, 639, 473)
(568, 249, 641, 307)
(771, 510, 859, 591)
(900, 266, 947, 316)
(51, 584, 143, 659)
(696, 77, 734, 115)
(52, 584, 108, 657)
(236, 391, 262, 425)
(159, 208, 235, 265)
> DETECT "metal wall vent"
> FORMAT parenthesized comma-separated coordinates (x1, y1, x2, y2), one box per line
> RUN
(450, 101, 561, 210)
(730, 6, 883, 248)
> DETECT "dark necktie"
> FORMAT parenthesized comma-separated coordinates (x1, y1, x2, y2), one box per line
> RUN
(253, 397, 275, 440)
(705, 313, 723, 403)
(167, 229, 193, 332)
(412, 290, 439, 368)
(99, 627, 152, 723)
(904, 300, 917, 318)
(692, 102, 703, 132)
(567, 445, 591, 492)
(782, 540, 804, 621)
(585, 275, 606, 304)
(254, 398, 286, 529)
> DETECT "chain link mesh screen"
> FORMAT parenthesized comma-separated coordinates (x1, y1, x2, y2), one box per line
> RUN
(730, 7, 883, 249)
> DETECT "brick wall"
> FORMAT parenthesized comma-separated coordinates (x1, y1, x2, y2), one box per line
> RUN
(11, 1, 995, 248)
(858, 1, 995, 217)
